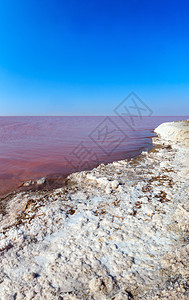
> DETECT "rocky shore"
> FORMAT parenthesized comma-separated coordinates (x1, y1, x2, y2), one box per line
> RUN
(0, 120, 188, 300)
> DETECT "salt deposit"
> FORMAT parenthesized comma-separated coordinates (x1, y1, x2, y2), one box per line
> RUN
(154, 119, 189, 147)
(0, 120, 188, 299)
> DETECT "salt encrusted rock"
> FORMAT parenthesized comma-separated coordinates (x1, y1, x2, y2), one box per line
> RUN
(23, 180, 35, 186)
(111, 180, 119, 190)
(23, 177, 46, 186)
(36, 177, 46, 185)
(117, 185, 123, 193)
(105, 185, 112, 194)
(86, 174, 97, 181)
(96, 177, 109, 187)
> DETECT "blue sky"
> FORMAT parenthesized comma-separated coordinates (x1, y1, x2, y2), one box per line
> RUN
(0, 0, 188, 115)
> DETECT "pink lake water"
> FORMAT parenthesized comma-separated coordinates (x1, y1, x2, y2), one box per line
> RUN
(0, 116, 188, 196)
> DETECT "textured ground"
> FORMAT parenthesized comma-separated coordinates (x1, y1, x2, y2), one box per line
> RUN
(0, 120, 188, 300)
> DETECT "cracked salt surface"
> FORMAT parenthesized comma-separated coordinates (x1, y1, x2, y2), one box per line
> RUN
(0, 120, 189, 299)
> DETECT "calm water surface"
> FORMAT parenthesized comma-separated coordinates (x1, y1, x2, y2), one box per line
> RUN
(0, 116, 188, 196)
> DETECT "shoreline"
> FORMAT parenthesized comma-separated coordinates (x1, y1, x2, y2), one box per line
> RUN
(0, 141, 155, 205)
(1, 116, 188, 201)
(0, 120, 188, 299)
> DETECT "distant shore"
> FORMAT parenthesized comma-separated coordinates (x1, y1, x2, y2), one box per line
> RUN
(0, 120, 188, 299)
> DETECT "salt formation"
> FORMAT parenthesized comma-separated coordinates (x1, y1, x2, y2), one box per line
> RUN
(0, 120, 188, 299)
(154, 119, 189, 146)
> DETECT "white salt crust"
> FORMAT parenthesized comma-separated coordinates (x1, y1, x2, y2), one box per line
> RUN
(0, 120, 188, 299)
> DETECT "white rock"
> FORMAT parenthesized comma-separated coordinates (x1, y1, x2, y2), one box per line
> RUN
(111, 180, 119, 190)
(97, 177, 109, 186)
(23, 180, 34, 186)
(86, 174, 97, 181)
(105, 185, 112, 194)
(36, 177, 46, 185)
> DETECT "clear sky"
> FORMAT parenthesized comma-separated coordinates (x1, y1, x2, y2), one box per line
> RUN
(0, 0, 188, 116)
